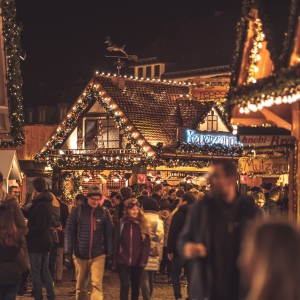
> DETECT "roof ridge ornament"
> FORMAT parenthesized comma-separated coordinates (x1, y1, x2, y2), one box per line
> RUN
(105, 37, 138, 75)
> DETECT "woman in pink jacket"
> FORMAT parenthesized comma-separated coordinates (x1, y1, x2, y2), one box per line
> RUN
(113, 198, 150, 300)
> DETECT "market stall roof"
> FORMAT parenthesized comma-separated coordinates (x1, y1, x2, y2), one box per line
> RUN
(228, 0, 300, 126)
(36, 75, 229, 161)
(0, 150, 22, 181)
(94, 76, 227, 152)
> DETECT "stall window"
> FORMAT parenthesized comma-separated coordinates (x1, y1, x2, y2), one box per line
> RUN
(59, 107, 67, 121)
(146, 66, 151, 78)
(207, 110, 218, 131)
(154, 65, 160, 77)
(85, 117, 120, 149)
(138, 67, 143, 78)
(38, 110, 46, 123)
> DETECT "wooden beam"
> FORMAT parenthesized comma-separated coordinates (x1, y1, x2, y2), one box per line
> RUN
(231, 118, 270, 126)
(260, 108, 292, 131)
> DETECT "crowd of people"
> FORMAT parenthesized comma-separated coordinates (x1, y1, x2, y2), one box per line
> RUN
(0, 161, 300, 300)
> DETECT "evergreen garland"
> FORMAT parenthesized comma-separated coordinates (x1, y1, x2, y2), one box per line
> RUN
(0, 0, 25, 147)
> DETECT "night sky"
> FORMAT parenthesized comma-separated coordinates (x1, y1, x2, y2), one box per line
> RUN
(15, 0, 242, 104)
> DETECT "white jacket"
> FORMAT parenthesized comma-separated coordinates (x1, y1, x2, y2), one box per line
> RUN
(144, 211, 164, 271)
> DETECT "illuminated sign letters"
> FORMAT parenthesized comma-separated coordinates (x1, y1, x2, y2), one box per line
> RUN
(178, 129, 242, 148)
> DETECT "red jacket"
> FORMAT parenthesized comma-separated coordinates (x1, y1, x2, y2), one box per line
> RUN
(113, 218, 150, 269)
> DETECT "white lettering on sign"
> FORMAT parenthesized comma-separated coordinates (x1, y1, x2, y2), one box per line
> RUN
(183, 130, 242, 147)
(239, 158, 289, 173)
(239, 135, 295, 147)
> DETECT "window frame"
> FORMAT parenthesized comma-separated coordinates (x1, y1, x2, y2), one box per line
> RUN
(83, 115, 121, 149)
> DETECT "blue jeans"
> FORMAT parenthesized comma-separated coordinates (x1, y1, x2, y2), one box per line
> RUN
(29, 253, 56, 300)
(171, 255, 186, 299)
(0, 285, 19, 300)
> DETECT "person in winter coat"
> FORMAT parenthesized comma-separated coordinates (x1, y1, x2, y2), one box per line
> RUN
(22, 177, 56, 300)
(262, 188, 282, 217)
(178, 161, 260, 300)
(239, 220, 300, 300)
(48, 192, 61, 281)
(64, 185, 113, 300)
(157, 199, 171, 276)
(113, 198, 150, 300)
(0, 206, 22, 299)
(52, 190, 69, 283)
(140, 197, 164, 300)
(167, 192, 197, 300)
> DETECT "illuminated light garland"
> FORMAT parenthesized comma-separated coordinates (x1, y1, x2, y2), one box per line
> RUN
(0, 0, 25, 147)
(177, 141, 243, 157)
(247, 19, 265, 84)
(228, 64, 300, 111)
(35, 85, 99, 161)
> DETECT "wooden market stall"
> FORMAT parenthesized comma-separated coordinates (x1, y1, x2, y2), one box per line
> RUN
(35, 74, 243, 200)
(227, 0, 300, 221)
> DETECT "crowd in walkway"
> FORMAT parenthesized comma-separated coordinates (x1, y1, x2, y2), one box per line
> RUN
(0, 160, 300, 300)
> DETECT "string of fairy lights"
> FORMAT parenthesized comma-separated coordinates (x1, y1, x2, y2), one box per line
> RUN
(246, 18, 265, 84)
(0, 0, 25, 147)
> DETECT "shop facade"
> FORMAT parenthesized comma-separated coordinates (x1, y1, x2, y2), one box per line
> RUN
(227, 0, 300, 221)
(35, 74, 243, 201)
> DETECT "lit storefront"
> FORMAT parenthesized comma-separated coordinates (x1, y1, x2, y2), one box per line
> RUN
(35, 74, 243, 201)
(227, 0, 300, 221)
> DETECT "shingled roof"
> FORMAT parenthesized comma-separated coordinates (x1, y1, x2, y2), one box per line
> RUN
(95, 76, 217, 152)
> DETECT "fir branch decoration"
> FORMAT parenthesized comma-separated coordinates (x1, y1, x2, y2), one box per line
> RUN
(0, 0, 25, 147)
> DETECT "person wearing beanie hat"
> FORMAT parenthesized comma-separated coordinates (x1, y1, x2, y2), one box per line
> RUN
(64, 184, 113, 300)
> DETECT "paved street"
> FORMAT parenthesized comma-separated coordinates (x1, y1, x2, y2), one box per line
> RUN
(17, 268, 188, 300)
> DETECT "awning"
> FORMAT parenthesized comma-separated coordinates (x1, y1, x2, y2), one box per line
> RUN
(0, 150, 22, 181)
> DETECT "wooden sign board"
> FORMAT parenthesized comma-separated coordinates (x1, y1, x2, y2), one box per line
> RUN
(238, 158, 288, 174)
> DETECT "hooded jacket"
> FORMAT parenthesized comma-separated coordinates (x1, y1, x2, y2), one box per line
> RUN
(177, 194, 259, 300)
(113, 217, 150, 269)
(144, 211, 164, 271)
(64, 198, 113, 259)
(24, 191, 53, 253)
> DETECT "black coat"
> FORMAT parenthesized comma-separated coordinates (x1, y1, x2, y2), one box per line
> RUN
(262, 199, 282, 216)
(0, 244, 21, 286)
(152, 193, 161, 202)
(177, 194, 259, 300)
(55, 200, 69, 248)
(25, 191, 53, 254)
(64, 199, 113, 259)
(167, 205, 189, 256)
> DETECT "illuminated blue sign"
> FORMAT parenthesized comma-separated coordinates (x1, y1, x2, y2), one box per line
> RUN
(178, 129, 243, 148)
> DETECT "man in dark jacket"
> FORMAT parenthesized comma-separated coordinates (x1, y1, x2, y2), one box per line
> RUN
(52, 190, 69, 283)
(24, 177, 56, 300)
(262, 188, 282, 216)
(178, 161, 259, 300)
(167, 192, 197, 300)
(152, 184, 163, 202)
(64, 185, 113, 300)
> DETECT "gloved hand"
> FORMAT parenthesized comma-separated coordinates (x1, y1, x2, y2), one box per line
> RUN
(64, 253, 73, 270)
(105, 254, 112, 270)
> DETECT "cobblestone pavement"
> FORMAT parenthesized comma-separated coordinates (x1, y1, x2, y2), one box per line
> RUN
(17, 268, 188, 300)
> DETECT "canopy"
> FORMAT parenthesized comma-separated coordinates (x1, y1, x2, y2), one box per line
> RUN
(0, 150, 22, 182)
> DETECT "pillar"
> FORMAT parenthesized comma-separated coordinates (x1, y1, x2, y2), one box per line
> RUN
(292, 102, 300, 224)
(52, 166, 60, 192)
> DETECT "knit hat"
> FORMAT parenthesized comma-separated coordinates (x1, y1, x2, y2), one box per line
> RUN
(87, 185, 102, 197)
(250, 186, 262, 193)
(262, 183, 272, 191)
